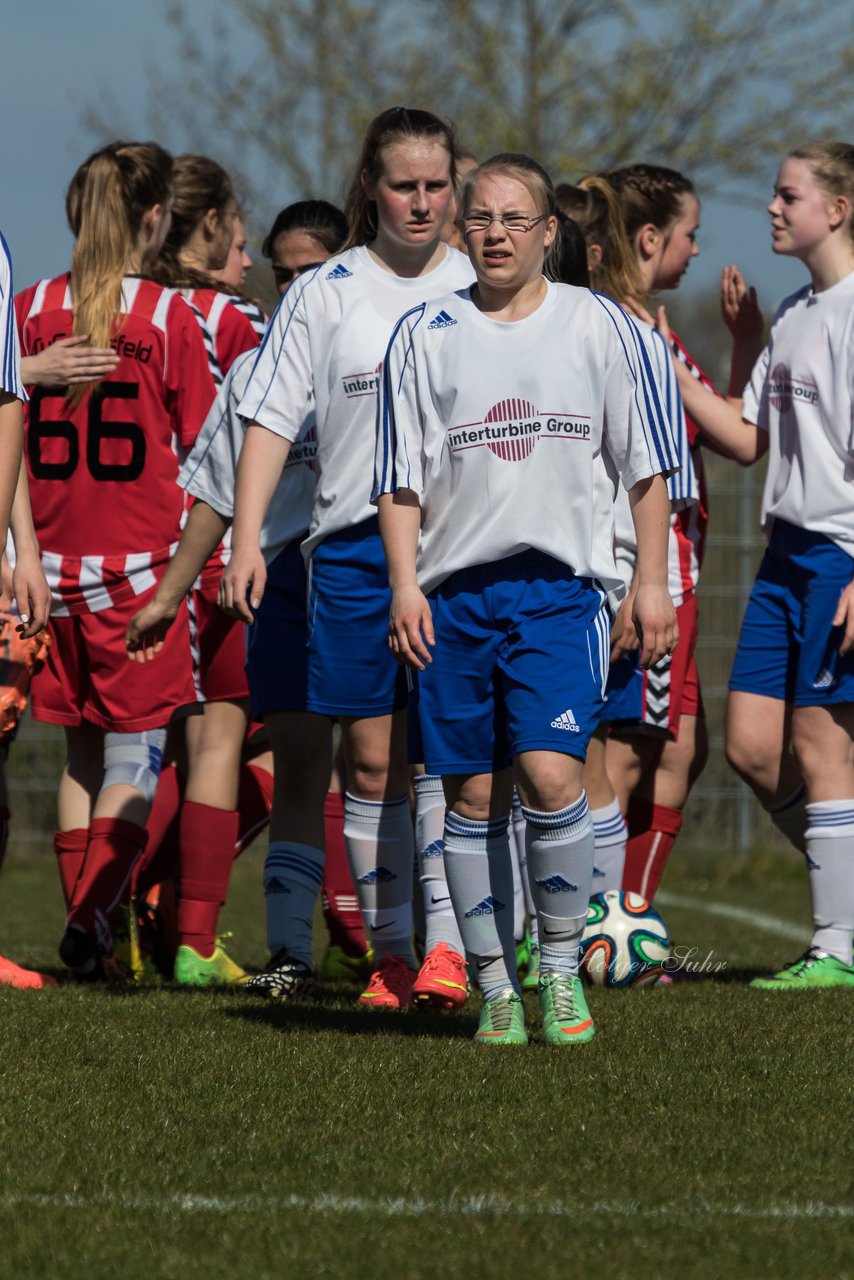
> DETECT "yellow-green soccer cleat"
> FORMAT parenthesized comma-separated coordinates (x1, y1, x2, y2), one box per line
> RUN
(318, 944, 374, 983)
(750, 948, 854, 990)
(174, 936, 247, 987)
(474, 989, 528, 1046)
(538, 972, 596, 1045)
(521, 941, 541, 991)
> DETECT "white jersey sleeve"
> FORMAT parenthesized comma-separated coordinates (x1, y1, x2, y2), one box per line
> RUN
(741, 273, 854, 554)
(180, 348, 316, 564)
(0, 233, 25, 402)
(375, 282, 676, 598)
(235, 269, 317, 442)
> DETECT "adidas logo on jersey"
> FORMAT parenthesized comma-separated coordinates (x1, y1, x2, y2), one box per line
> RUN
(551, 708, 580, 732)
(326, 263, 353, 280)
(422, 838, 444, 860)
(535, 874, 578, 894)
(427, 309, 457, 329)
(357, 866, 396, 885)
(465, 895, 505, 918)
(264, 877, 291, 895)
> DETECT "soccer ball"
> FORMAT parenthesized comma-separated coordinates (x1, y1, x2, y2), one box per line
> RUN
(579, 891, 670, 989)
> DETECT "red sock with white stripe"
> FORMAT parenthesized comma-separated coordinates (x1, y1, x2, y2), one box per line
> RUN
(235, 761, 273, 856)
(621, 800, 683, 902)
(322, 791, 368, 957)
(54, 828, 88, 908)
(177, 801, 239, 958)
(67, 818, 148, 939)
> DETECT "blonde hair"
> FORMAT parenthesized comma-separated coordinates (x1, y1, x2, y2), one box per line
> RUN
(558, 177, 641, 301)
(789, 140, 854, 245)
(68, 141, 172, 405)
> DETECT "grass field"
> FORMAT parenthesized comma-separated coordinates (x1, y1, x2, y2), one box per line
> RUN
(0, 841, 851, 1280)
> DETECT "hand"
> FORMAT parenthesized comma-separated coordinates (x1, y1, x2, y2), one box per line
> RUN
(126, 595, 178, 663)
(22, 336, 119, 387)
(622, 296, 656, 326)
(388, 584, 434, 670)
(610, 592, 640, 662)
(632, 583, 678, 669)
(720, 266, 763, 342)
(833, 580, 854, 656)
(219, 546, 266, 624)
(12, 549, 51, 637)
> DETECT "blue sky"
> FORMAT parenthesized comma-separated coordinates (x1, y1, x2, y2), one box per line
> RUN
(1, 0, 806, 310)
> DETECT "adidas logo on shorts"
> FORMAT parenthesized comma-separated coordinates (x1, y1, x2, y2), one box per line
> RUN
(357, 866, 396, 885)
(465, 895, 505, 918)
(427, 309, 457, 329)
(326, 263, 353, 280)
(551, 708, 580, 732)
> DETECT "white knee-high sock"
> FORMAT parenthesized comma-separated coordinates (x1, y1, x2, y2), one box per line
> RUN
(263, 841, 325, 967)
(767, 785, 808, 855)
(343, 793, 416, 967)
(591, 798, 628, 893)
(413, 773, 464, 954)
(442, 810, 519, 1002)
(509, 794, 526, 943)
(523, 794, 595, 980)
(805, 801, 854, 963)
(512, 791, 538, 943)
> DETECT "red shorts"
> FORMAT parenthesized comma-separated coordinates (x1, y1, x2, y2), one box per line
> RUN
(615, 592, 704, 741)
(190, 577, 250, 703)
(31, 586, 196, 732)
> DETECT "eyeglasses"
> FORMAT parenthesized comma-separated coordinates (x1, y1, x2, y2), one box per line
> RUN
(460, 213, 547, 235)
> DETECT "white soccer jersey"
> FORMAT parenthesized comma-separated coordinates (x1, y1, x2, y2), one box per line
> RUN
(179, 349, 317, 565)
(374, 282, 677, 597)
(236, 244, 473, 559)
(0, 234, 25, 402)
(742, 270, 854, 554)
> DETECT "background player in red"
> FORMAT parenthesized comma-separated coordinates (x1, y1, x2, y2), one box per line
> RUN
(15, 141, 217, 978)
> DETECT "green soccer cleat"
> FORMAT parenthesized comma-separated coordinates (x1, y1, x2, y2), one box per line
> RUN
(538, 971, 596, 1045)
(750, 948, 854, 990)
(174, 936, 247, 987)
(515, 927, 531, 977)
(318, 943, 373, 983)
(521, 941, 541, 991)
(474, 989, 528, 1046)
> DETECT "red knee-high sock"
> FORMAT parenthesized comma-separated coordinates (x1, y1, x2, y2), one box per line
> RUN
(132, 764, 184, 899)
(322, 790, 368, 957)
(177, 801, 240, 958)
(54, 828, 89, 909)
(67, 818, 148, 944)
(621, 800, 683, 902)
(235, 761, 273, 856)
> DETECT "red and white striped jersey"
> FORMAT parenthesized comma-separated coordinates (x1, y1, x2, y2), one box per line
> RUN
(668, 329, 713, 598)
(15, 273, 217, 614)
(184, 288, 267, 378)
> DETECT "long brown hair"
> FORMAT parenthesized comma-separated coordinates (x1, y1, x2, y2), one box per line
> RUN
(557, 178, 641, 301)
(153, 153, 236, 289)
(343, 107, 457, 249)
(67, 141, 172, 404)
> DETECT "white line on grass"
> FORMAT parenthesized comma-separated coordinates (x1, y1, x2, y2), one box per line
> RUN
(656, 891, 808, 942)
(1, 1191, 851, 1221)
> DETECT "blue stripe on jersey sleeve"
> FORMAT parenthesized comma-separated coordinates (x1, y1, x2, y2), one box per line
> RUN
(591, 292, 675, 477)
(648, 326, 694, 504)
(375, 302, 427, 499)
(0, 231, 24, 401)
(242, 265, 322, 422)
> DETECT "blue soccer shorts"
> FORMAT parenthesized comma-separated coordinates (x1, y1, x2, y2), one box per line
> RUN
(245, 536, 311, 719)
(415, 551, 610, 775)
(729, 519, 854, 706)
(306, 516, 407, 718)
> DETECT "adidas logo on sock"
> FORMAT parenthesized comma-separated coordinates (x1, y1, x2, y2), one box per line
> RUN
(465, 895, 505, 917)
(551, 708, 580, 732)
(592, 865, 606, 879)
(357, 866, 396, 885)
(422, 839, 444, 859)
(535, 874, 578, 894)
(427, 309, 457, 329)
(326, 263, 353, 280)
(264, 877, 291, 896)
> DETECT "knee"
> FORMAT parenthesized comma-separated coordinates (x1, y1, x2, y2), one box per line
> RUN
(516, 756, 583, 813)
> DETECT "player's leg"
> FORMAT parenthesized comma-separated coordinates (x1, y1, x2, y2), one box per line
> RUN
(319, 743, 370, 979)
(584, 727, 628, 895)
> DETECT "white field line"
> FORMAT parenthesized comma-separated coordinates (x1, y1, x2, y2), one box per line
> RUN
(656, 891, 808, 943)
(0, 1190, 851, 1221)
